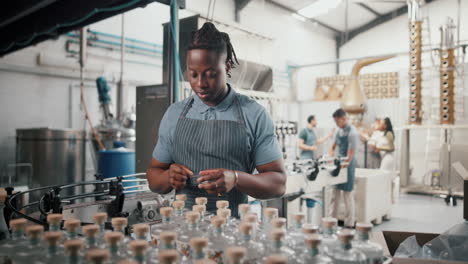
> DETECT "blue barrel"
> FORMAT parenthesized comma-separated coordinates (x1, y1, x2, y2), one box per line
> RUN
(98, 144, 137, 189)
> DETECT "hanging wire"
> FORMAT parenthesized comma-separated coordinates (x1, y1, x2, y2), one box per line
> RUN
(207, 0, 213, 21)
(210, 0, 217, 21)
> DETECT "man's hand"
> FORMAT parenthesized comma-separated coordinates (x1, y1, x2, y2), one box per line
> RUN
(168, 164, 193, 190)
(309, 145, 317, 151)
(197, 169, 236, 195)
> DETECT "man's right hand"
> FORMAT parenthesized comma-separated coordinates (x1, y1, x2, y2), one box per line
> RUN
(168, 164, 193, 190)
(309, 145, 317, 151)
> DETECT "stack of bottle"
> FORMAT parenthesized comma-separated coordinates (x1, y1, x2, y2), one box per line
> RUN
(0, 194, 385, 263)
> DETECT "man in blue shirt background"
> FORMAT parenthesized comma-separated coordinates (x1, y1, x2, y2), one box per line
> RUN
(298, 115, 334, 160)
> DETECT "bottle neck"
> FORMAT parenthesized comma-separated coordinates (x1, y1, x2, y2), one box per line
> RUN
(86, 236, 97, 247)
(306, 247, 320, 257)
(109, 243, 119, 256)
(294, 221, 303, 230)
(241, 233, 251, 243)
(341, 242, 352, 251)
(175, 209, 184, 216)
(324, 227, 335, 236)
(187, 221, 199, 230)
(358, 232, 369, 241)
(67, 254, 80, 264)
(12, 230, 25, 240)
(29, 237, 40, 246)
(271, 240, 283, 251)
(48, 244, 58, 256)
(67, 231, 78, 239)
(162, 216, 172, 224)
(137, 234, 147, 240)
(98, 224, 105, 233)
(214, 226, 224, 235)
(133, 254, 145, 263)
(159, 241, 176, 250)
(192, 249, 206, 260)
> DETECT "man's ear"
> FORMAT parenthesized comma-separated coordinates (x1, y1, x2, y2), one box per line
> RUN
(225, 62, 232, 77)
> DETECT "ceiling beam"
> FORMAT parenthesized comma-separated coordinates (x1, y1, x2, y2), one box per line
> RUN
(356, 3, 381, 17)
(265, 0, 342, 35)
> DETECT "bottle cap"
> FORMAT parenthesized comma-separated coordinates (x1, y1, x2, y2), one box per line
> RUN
(271, 218, 287, 229)
(158, 249, 179, 264)
(244, 213, 258, 223)
(270, 228, 285, 241)
(132, 223, 149, 237)
(9, 218, 27, 231)
(82, 224, 100, 237)
(0, 189, 6, 202)
(302, 224, 320, 234)
(264, 208, 278, 218)
(186, 211, 201, 223)
(26, 225, 44, 238)
(129, 240, 148, 255)
(44, 231, 63, 245)
(172, 200, 185, 209)
(211, 216, 226, 227)
(239, 222, 253, 235)
(195, 197, 207, 205)
(193, 260, 216, 264)
(189, 237, 209, 251)
(64, 239, 84, 254)
(175, 194, 187, 201)
(160, 231, 177, 244)
(92, 212, 108, 225)
(47, 214, 63, 225)
(64, 219, 81, 232)
(264, 254, 287, 264)
(192, 205, 206, 214)
(216, 200, 229, 209)
(337, 229, 355, 243)
(225, 246, 246, 262)
(105, 231, 123, 245)
(86, 248, 110, 263)
(160, 207, 174, 217)
(111, 217, 128, 229)
(321, 217, 337, 228)
(293, 213, 305, 222)
(238, 204, 251, 214)
(217, 208, 231, 218)
(304, 234, 322, 248)
(356, 222, 373, 233)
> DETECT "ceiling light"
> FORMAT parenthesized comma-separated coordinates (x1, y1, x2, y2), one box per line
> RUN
(298, 0, 342, 18)
(292, 13, 306, 22)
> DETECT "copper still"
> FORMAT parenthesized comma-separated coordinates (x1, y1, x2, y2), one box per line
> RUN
(408, 0, 423, 124)
(439, 18, 456, 124)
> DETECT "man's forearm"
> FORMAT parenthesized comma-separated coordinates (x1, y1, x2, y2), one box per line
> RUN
(236, 171, 286, 199)
(146, 167, 172, 194)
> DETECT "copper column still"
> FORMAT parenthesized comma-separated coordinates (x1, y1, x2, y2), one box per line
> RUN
(341, 56, 394, 125)
(439, 18, 456, 124)
(408, 0, 423, 124)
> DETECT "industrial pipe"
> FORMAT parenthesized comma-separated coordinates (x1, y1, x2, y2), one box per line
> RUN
(408, 0, 424, 125)
(439, 18, 456, 124)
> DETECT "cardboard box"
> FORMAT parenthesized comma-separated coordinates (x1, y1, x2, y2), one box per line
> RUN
(371, 231, 468, 264)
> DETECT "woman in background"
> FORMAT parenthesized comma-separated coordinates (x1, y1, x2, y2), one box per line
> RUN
(375, 117, 395, 171)
(359, 118, 383, 169)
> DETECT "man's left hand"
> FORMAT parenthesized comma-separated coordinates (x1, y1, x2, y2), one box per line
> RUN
(197, 169, 236, 195)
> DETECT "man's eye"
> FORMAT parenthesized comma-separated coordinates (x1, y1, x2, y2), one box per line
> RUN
(191, 73, 198, 78)
(207, 72, 217, 78)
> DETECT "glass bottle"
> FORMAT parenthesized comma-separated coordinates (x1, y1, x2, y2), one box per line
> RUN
(225, 246, 246, 264)
(243, 213, 259, 241)
(151, 207, 176, 247)
(43, 231, 66, 262)
(258, 208, 278, 243)
(206, 216, 235, 264)
(195, 197, 212, 219)
(294, 224, 320, 253)
(216, 208, 236, 234)
(263, 228, 299, 264)
(47, 213, 63, 231)
(321, 217, 339, 255)
(181, 237, 209, 264)
(12, 224, 45, 261)
(263, 254, 287, 264)
(133, 223, 151, 241)
(173, 200, 186, 226)
(105, 231, 127, 262)
(192, 205, 209, 232)
(288, 213, 306, 249)
(236, 222, 264, 263)
(159, 249, 180, 264)
(64, 219, 81, 241)
(83, 224, 101, 251)
(177, 211, 204, 258)
(353, 223, 384, 264)
(330, 229, 366, 264)
(216, 200, 229, 210)
(238, 204, 251, 222)
(151, 231, 178, 263)
(129, 240, 149, 264)
(176, 194, 187, 203)
(112, 217, 131, 251)
(299, 234, 333, 264)
(0, 218, 28, 262)
(86, 248, 110, 264)
(0, 192, 9, 241)
(92, 212, 108, 244)
(64, 239, 85, 264)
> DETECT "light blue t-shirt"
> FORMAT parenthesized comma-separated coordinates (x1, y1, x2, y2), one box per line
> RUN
(153, 86, 282, 167)
(299, 127, 317, 159)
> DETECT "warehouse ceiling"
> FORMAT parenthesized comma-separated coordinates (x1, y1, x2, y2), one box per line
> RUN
(0, 0, 185, 57)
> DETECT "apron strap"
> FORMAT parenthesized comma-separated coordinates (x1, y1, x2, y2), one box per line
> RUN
(180, 98, 195, 118)
(233, 95, 246, 126)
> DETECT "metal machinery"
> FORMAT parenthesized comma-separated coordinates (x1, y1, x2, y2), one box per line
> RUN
(439, 18, 456, 125)
(408, 0, 424, 125)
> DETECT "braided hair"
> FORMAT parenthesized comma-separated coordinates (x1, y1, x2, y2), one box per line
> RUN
(188, 22, 239, 77)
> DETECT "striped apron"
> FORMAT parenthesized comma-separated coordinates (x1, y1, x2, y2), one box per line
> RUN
(172, 94, 254, 217)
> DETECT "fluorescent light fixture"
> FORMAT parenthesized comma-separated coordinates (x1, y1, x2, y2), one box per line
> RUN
(298, 0, 342, 18)
(292, 13, 307, 22)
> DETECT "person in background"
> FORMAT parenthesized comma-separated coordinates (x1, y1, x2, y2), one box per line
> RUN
(297, 115, 334, 160)
(359, 118, 383, 168)
(328, 109, 359, 228)
(375, 117, 395, 171)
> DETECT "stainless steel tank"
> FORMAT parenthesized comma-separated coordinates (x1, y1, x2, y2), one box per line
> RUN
(16, 128, 86, 197)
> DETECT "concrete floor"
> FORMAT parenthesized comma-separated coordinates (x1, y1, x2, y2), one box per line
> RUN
(374, 193, 465, 234)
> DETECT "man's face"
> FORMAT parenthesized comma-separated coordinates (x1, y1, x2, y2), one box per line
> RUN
(334, 116, 347, 128)
(187, 49, 229, 105)
(310, 119, 317, 127)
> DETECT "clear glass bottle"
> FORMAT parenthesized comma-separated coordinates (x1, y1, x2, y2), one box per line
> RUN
(195, 197, 212, 218)
(236, 222, 264, 263)
(83, 224, 101, 251)
(12, 224, 45, 261)
(105, 231, 127, 262)
(330, 229, 366, 264)
(263, 254, 287, 264)
(176, 194, 187, 203)
(263, 228, 299, 264)
(299, 234, 333, 264)
(47, 213, 63, 231)
(0, 192, 9, 241)
(206, 216, 235, 264)
(243, 213, 259, 241)
(216, 208, 236, 234)
(320, 217, 339, 255)
(288, 213, 306, 249)
(64, 239, 85, 264)
(353, 223, 384, 264)
(177, 211, 204, 258)
(152, 231, 178, 263)
(64, 219, 81, 241)
(92, 212, 108, 244)
(238, 204, 251, 222)
(159, 249, 180, 264)
(43, 231, 66, 262)
(129, 240, 150, 264)
(86, 248, 110, 264)
(225, 246, 246, 264)
(258, 208, 278, 243)
(151, 207, 177, 247)
(192, 205, 209, 232)
(133, 223, 151, 241)
(173, 200, 186, 226)
(216, 200, 229, 210)
(0, 218, 28, 262)
(180, 237, 209, 264)
(112, 217, 131, 251)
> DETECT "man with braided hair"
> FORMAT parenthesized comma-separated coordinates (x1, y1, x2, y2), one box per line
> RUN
(147, 22, 286, 217)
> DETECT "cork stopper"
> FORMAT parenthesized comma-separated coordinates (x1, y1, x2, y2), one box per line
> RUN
(64, 219, 81, 232)
(133, 223, 150, 237)
(264, 208, 278, 218)
(195, 197, 207, 205)
(293, 213, 306, 223)
(238, 204, 251, 214)
(129, 240, 148, 255)
(270, 228, 285, 241)
(105, 231, 123, 245)
(225, 246, 246, 262)
(175, 194, 187, 201)
(10, 218, 27, 231)
(44, 231, 63, 245)
(302, 224, 320, 234)
(86, 249, 110, 263)
(217, 208, 231, 218)
(322, 217, 337, 229)
(356, 222, 373, 234)
(158, 249, 179, 264)
(244, 213, 258, 223)
(172, 200, 185, 210)
(304, 234, 322, 249)
(271, 218, 287, 229)
(111, 217, 128, 229)
(0, 189, 6, 202)
(160, 207, 174, 217)
(216, 200, 229, 209)
(160, 231, 177, 244)
(26, 225, 44, 238)
(189, 237, 209, 251)
(185, 211, 201, 223)
(92, 212, 108, 225)
(82, 224, 100, 237)
(211, 216, 226, 227)
(337, 229, 355, 243)
(117, 260, 138, 264)
(264, 255, 287, 264)
(193, 260, 216, 264)
(64, 239, 84, 254)
(47, 214, 63, 225)
(192, 205, 206, 214)
(239, 222, 253, 235)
